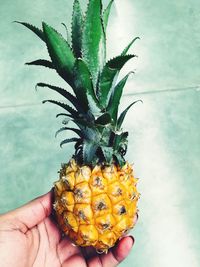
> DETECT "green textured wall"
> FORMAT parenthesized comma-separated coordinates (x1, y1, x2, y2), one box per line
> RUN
(1, 0, 200, 266)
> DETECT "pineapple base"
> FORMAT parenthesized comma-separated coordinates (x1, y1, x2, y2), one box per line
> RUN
(53, 159, 139, 253)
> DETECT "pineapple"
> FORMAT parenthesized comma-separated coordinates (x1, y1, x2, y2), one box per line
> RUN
(16, 0, 140, 253)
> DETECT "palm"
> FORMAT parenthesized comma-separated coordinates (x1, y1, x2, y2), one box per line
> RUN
(0, 192, 134, 267)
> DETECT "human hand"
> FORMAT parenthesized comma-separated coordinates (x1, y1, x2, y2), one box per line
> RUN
(0, 191, 135, 267)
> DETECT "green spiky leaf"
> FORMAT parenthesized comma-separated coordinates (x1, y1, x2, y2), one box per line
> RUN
(82, 140, 98, 164)
(102, 0, 114, 30)
(100, 127, 112, 145)
(117, 100, 142, 130)
(100, 146, 113, 164)
(25, 59, 54, 69)
(61, 23, 71, 44)
(60, 137, 79, 148)
(82, 127, 101, 142)
(98, 54, 136, 107)
(107, 72, 134, 122)
(108, 54, 136, 69)
(114, 152, 125, 167)
(55, 127, 82, 138)
(95, 112, 112, 125)
(36, 83, 82, 111)
(71, 0, 83, 58)
(82, 0, 106, 87)
(42, 22, 76, 86)
(121, 37, 140, 56)
(72, 118, 94, 129)
(42, 100, 78, 118)
(56, 113, 72, 118)
(73, 59, 101, 113)
(113, 131, 128, 151)
(14, 21, 45, 41)
(17, 1, 141, 168)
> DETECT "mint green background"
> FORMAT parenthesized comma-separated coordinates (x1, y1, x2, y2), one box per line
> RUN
(1, 0, 200, 266)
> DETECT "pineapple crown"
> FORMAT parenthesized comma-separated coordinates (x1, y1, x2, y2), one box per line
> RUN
(15, 0, 141, 167)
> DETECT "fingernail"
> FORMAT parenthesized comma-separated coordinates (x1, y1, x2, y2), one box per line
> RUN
(129, 235, 135, 246)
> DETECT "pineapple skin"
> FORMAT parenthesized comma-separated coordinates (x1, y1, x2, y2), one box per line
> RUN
(53, 159, 139, 253)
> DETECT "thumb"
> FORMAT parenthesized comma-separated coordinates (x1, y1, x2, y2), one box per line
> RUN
(5, 191, 52, 230)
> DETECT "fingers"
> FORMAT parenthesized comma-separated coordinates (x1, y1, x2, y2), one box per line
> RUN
(62, 254, 87, 267)
(99, 236, 134, 267)
(60, 236, 134, 267)
(42, 217, 61, 247)
(57, 237, 81, 263)
(5, 191, 52, 231)
(87, 254, 103, 267)
(81, 246, 96, 259)
(61, 212, 137, 267)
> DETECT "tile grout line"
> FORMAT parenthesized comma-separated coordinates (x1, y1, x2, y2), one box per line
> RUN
(0, 102, 42, 109)
(125, 85, 200, 96)
(0, 85, 200, 110)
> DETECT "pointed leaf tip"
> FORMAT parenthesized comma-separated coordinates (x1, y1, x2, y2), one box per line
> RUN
(36, 82, 82, 111)
(42, 99, 78, 117)
(98, 54, 136, 107)
(72, 0, 83, 58)
(61, 23, 71, 44)
(55, 127, 82, 138)
(25, 59, 54, 69)
(121, 37, 140, 56)
(103, 0, 114, 30)
(14, 21, 45, 41)
(117, 100, 143, 129)
(60, 138, 79, 148)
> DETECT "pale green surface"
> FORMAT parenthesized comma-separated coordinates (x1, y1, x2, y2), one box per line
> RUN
(0, 0, 200, 266)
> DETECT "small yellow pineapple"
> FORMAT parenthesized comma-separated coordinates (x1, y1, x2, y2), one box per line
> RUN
(54, 159, 139, 252)
(17, 0, 140, 253)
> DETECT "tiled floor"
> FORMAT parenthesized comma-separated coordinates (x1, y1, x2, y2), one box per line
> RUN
(1, 0, 200, 266)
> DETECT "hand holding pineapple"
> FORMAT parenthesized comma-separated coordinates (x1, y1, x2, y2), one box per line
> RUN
(0, 191, 135, 267)
(15, 0, 140, 254)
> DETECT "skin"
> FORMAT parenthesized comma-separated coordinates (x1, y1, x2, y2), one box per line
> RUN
(0, 191, 136, 267)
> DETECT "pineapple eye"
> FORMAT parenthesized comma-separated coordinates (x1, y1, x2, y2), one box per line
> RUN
(74, 188, 83, 198)
(116, 188, 122, 196)
(119, 206, 126, 215)
(93, 177, 103, 188)
(78, 211, 86, 221)
(130, 192, 136, 200)
(90, 175, 107, 195)
(102, 223, 110, 230)
(97, 201, 107, 211)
